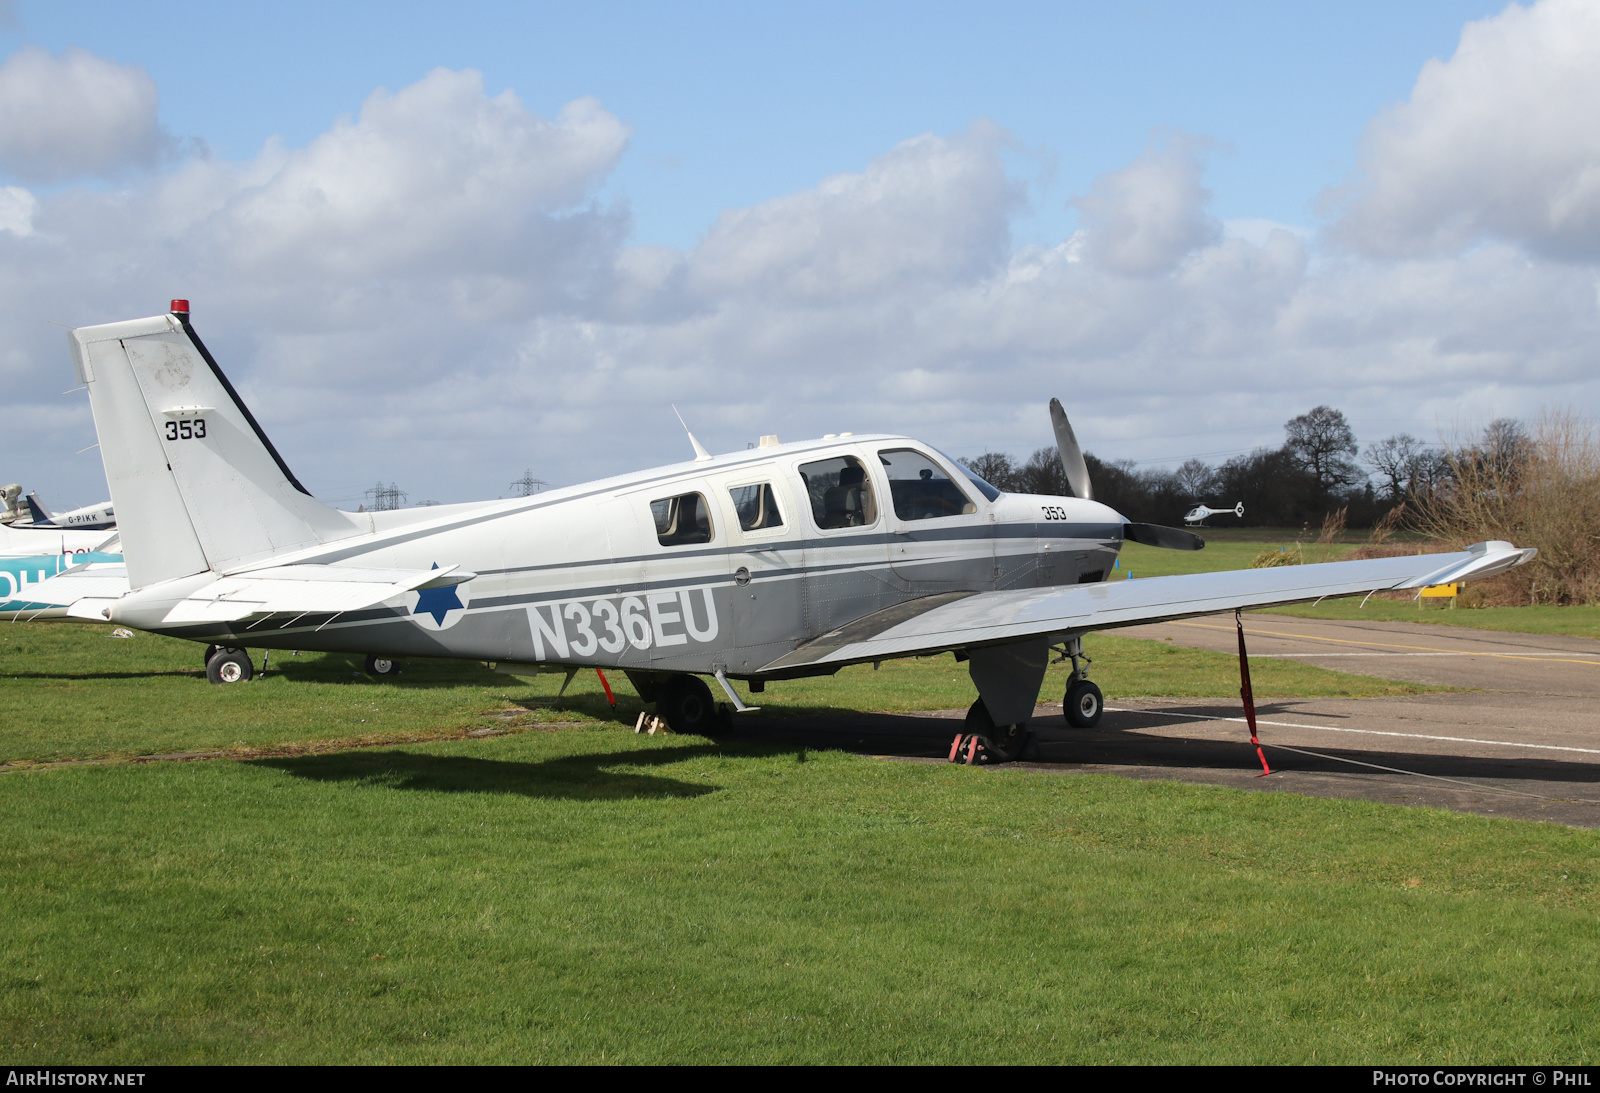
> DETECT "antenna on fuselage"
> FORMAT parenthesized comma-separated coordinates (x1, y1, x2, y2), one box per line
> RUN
(672, 405, 713, 462)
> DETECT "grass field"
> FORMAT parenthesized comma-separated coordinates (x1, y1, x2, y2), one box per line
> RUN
(7, 624, 1598, 1064)
(0, 623, 1435, 766)
(5, 728, 1600, 1063)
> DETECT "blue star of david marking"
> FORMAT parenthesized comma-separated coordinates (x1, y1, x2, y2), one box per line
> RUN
(412, 563, 465, 626)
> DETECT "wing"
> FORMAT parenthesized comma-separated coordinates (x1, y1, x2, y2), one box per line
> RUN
(762, 540, 1535, 671)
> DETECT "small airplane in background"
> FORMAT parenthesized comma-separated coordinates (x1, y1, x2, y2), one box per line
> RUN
(61, 301, 1535, 763)
(20, 490, 116, 530)
(0, 475, 123, 621)
(1183, 501, 1244, 527)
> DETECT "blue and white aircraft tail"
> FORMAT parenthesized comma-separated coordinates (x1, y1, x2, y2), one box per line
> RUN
(20, 490, 116, 530)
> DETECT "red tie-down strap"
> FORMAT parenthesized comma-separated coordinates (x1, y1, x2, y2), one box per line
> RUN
(1236, 609, 1272, 777)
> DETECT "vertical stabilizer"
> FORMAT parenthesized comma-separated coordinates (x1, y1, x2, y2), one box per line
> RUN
(70, 305, 359, 589)
(23, 492, 52, 525)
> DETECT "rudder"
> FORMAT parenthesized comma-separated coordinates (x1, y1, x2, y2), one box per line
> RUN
(70, 303, 360, 590)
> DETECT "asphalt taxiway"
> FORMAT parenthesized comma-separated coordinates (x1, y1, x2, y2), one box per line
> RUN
(751, 612, 1600, 827)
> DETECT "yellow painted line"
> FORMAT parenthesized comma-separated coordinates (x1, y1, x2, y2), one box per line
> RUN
(1171, 620, 1600, 669)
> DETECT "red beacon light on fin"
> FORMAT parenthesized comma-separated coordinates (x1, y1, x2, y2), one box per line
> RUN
(170, 299, 190, 316)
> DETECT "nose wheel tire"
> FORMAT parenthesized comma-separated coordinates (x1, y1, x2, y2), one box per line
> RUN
(963, 697, 1029, 762)
(658, 675, 718, 736)
(1064, 679, 1103, 728)
(365, 655, 403, 677)
(206, 648, 254, 685)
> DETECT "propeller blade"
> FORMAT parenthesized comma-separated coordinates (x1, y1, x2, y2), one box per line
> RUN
(1124, 522, 1206, 551)
(1048, 397, 1092, 501)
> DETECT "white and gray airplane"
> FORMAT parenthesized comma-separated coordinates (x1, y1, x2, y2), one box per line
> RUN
(64, 303, 1536, 759)
(1183, 501, 1244, 526)
(21, 490, 117, 530)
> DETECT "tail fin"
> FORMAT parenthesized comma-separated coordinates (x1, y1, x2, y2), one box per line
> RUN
(69, 305, 360, 590)
(23, 491, 53, 524)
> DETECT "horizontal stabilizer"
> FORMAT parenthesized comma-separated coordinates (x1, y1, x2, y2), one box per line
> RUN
(155, 563, 474, 624)
(763, 540, 1537, 671)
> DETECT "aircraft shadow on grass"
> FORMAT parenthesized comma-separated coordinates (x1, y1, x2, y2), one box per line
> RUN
(250, 744, 729, 801)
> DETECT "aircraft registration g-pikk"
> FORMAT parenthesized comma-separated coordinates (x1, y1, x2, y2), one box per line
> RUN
(67, 302, 1537, 761)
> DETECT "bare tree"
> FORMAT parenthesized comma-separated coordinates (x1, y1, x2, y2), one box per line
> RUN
(961, 452, 1017, 491)
(1363, 433, 1424, 499)
(1412, 412, 1600, 604)
(1284, 405, 1363, 493)
(1409, 449, 1452, 495)
(1174, 458, 1217, 502)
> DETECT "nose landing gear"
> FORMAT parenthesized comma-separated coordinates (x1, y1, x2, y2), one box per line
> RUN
(1058, 637, 1103, 728)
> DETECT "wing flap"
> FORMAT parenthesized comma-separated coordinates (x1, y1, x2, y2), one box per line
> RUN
(160, 563, 475, 624)
(763, 541, 1536, 670)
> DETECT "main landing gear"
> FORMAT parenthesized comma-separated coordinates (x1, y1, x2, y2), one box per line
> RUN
(656, 675, 721, 735)
(625, 671, 736, 736)
(364, 654, 403, 678)
(205, 645, 253, 684)
(951, 697, 1032, 764)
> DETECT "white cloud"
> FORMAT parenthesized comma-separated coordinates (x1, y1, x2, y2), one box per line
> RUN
(0, 184, 33, 235)
(219, 73, 630, 284)
(1330, 0, 1600, 261)
(1071, 134, 1221, 275)
(684, 121, 1019, 304)
(0, 47, 164, 182)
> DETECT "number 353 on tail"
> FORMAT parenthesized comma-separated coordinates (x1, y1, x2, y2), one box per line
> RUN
(64, 301, 1536, 756)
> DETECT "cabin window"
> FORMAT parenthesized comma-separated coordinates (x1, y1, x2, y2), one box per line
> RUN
(651, 492, 714, 546)
(879, 448, 977, 521)
(729, 483, 784, 531)
(798, 455, 878, 530)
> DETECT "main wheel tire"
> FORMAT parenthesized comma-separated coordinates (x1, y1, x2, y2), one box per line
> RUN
(965, 698, 1027, 762)
(203, 644, 245, 667)
(658, 675, 718, 736)
(206, 648, 254, 685)
(364, 654, 403, 677)
(1064, 679, 1103, 728)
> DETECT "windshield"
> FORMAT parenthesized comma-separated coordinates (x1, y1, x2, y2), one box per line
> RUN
(935, 448, 1001, 502)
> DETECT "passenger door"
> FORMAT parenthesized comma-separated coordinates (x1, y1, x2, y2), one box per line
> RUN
(711, 473, 806, 674)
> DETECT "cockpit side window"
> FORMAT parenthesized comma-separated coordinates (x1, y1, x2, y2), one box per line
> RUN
(729, 483, 785, 531)
(650, 492, 714, 546)
(879, 448, 978, 521)
(798, 455, 878, 530)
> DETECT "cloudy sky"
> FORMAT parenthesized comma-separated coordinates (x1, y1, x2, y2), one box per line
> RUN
(1, 0, 1596, 509)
